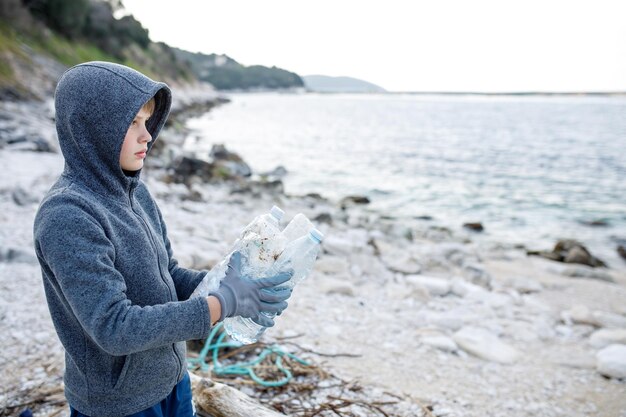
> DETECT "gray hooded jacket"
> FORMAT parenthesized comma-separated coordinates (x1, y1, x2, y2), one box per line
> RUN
(33, 62, 211, 416)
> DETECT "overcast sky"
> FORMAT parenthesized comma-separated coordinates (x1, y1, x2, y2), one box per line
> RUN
(121, 0, 626, 92)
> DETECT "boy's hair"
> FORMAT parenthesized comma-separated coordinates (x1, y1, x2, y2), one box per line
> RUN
(142, 97, 155, 115)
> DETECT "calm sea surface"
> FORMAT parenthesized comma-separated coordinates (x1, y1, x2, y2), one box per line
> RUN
(185, 93, 626, 267)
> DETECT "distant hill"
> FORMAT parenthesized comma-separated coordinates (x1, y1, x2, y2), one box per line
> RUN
(173, 48, 304, 91)
(303, 75, 386, 93)
(0, 0, 306, 99)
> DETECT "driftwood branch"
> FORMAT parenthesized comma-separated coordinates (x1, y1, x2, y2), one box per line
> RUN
(189, 372, 285, 417)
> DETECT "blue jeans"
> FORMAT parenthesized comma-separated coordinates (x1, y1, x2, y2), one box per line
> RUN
(69, 372, 195, 417)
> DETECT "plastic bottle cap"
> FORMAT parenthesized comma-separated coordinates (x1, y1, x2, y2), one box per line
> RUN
(309, 228, 324, 243)
(270, 205, 285, 221)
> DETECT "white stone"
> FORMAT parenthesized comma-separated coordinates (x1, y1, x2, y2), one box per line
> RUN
(345, 228, 369, 249)
(504, 275, 542, 293)
(463, 263, 492, 288)
(318, 276, 356, 297)
(406, 275, 451, 296)
(450, 276, 486, 297)
(349, 252, 394, 283)
(589, 329, 626, 349)
(372, 239, 420, 273)
(465, 290, 511, 309)
(421, 335, 458, 352)
(453, 326, 520, 364)
(322, 235, 356, 257)
(386, 281, 430, 302)
(596, 344, 626, 379)
(592, 311, 626, 329)
(561, 305, 599, 326)
(418, 311, 465, 331)
(315, 256, 350, 275)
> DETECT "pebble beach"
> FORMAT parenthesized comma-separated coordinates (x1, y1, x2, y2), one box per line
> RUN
(1, 90, 625, 417)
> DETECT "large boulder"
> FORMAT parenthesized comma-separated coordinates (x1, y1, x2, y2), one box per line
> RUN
(169, 156, 216, 184)
(209, 144, 252, 178)
(528, 239, 606, 268)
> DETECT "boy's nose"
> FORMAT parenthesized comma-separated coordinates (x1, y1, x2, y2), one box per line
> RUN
(140, 128, 152, 143)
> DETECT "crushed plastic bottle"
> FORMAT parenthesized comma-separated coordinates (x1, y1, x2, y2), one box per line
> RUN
(189, 206, 285, 299)
(281, 213, 314, 243)
(223, 206, 288, 341)
(229, 228, 325, 344)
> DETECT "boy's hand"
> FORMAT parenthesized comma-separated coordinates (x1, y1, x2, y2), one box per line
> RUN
(210, 251, 293, 327)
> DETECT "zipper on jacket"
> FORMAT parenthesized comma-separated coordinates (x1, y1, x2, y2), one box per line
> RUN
(128, 184, 184, 381)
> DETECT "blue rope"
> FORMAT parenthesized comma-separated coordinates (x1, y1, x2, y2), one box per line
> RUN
(187, 322, 309, 387)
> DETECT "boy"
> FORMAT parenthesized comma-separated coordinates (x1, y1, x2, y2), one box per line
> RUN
(33, 61, 292, 417)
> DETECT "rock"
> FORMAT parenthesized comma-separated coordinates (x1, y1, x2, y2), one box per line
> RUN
(386, 281, 430, 302)
(562, 306, 626, 328)
(503, 276, 542, 294)
(0, 247, 38, 264)
(462, 263, 492, 288)
(592, 311, 626, 329)
(463, 222, 484, 232)
(453, 326, 520, 364)
(214, 159, 252, 178)
(315, 256, 350, 275)
(382, 253, 421, 275)
(245, 179, 284, 196)
(618, 245, 626, 261)
(589, 329, 626, 349)
(319, 278, 355, 297)
(561, 305, 598, 326)
(209, 144, 252, 177)
(350, 253, 394, 283)
(421, 335, 458, 352)
(11, 187, 39, 206)
(422, 225, 454, 242)
(596, 344, 626, 379)
(313, 212, 333, 225)
(373, 239, 421, 274)
(305, 192, 326, 201)
(527, 249, 562, 262)
(465, 290, 511, 310)
(556, 239, 606, 267)
(580, 219, 610, 227)
(323, 235, 357, 257)
(259, 165, 287, 179)
(528, 239, 606, 268)
(339, 195, 370, 209)
(414, 215, 434, 220)
(406, 275, 451, 296)
(450, 277, 486, 297)
(565, 246, 594, 265)
(169, 156, 215, 184)
(418, 311, 465, 331)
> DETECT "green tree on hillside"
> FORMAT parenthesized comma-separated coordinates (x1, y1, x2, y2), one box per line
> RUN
(23, 0, 89, 39)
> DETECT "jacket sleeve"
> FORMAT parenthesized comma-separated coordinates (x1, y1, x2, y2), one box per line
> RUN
(36, 202, 211, 356)
(155, 205, 209, 301)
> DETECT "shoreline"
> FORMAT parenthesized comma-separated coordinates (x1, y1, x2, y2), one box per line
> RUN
(1, 92, 625, 416)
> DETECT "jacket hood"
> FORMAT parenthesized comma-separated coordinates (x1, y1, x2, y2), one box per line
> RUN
(54, 61, 172, 198)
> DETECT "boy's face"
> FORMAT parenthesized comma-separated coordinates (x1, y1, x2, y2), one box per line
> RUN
(119, 107, 152, 171)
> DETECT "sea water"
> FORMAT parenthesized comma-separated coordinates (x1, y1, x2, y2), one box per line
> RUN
(186, 93, 626, 268)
